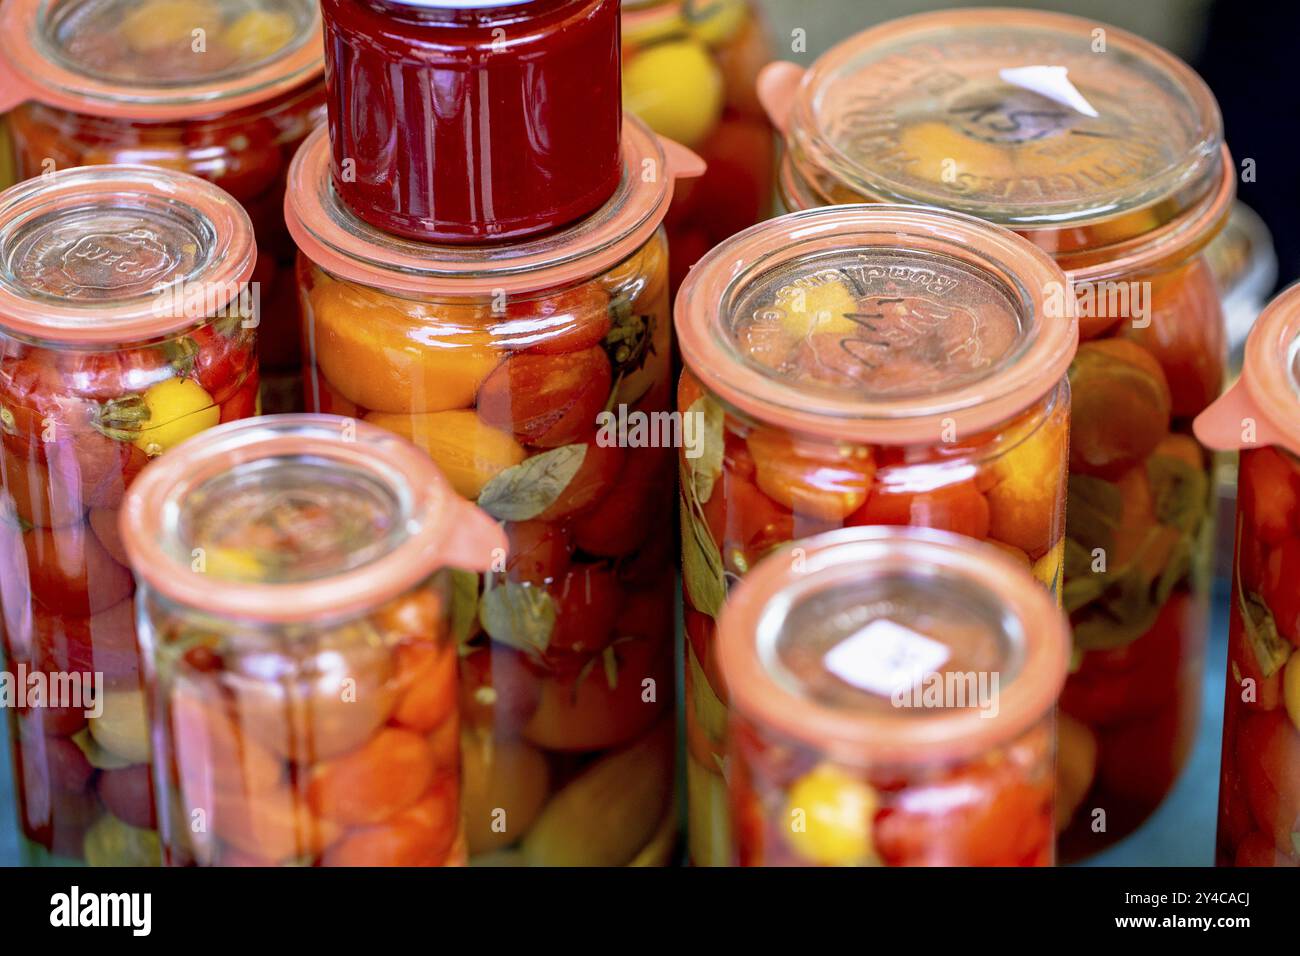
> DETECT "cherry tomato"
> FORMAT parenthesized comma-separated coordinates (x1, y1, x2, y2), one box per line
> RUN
(23, 523, 134, 616)
(322, 778, 459, 867)
(97, 764, 157, 830)
(212, 785, 340, 863)
(701, 464, 794, 575)
(1240, 448, 1300, 547)
(0, 453, 86, 529)
(1263, 540, 1300, 646)
(308, 728, 436, 826)
(44, 735, 95, 794)
(477, 346, 612, 448)
(542, 565, 621, 673)
(459, 644, 543, 731)
(503, 285, 612, 355)
(573, 445, 673, 557)
(172, 694, 284, 802)
(848, 477, 990, 539)
(390, 641, 458, 733)
(33, 599, 140, 689)
(1068, 339, 1172, 478)
(746, 426, 875, 521)
(537, 439, 625, 521)
(505, 520, 574, 586)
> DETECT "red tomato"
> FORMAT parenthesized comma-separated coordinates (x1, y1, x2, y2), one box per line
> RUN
(701, 464, 794, 575)
(1262, 540, 1300, 646)
(219, 370, 261, 424)
(848, 477, 991, 539)
(505, 519, 573, 586)
(505, 285, 612, 355)
(458, 644, 543, 732)
(1237, 710, 1300, 855)
(97, 764, 157, 830)
(572, 444, 673, 556)
(1239, 448, 1300, 547)
(390, 641, 457, 733)
(874, 764, 1053, 866)
(308, 728, 436, 826)
(23, 523, 134, 616)
(188, 324, 258, 402)
(476, 346, 612, 448)
(33, 599, 140, 689)
(321, 778, 459, 867)
(1095, 694, 1194, 810)
(537, 439, 625, 521)
(88, 507, 128, 566)
(0, 453, 86, 529)
(44, 734, 95, 794)
(542, 565, 621, 673)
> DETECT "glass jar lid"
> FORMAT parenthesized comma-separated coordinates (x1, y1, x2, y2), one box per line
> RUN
(0, 164, 255, 345)
(674, 204, 1077, 445)
(1195, 283, 1300, 459)
(0, 0, 323, 119)
(767, 9, 1225, 260)
(716, 526, 1069, 765)
(120, 414, 507, 623)
(286, 117, 703, 296)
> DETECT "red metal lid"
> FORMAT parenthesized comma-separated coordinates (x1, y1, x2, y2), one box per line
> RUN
(119, 414, 507, 624)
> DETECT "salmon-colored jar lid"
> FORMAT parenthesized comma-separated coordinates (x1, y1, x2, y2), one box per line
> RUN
(286, 117, 703, 297)
(761, 9, 1226, 265)
(120, 414, 507, 625)
(0, 0, 324, 119)
(1195, 283, 1300, 459)
(717, 526, 1069, 765)
(674, 204, 1077, 445)
(0, 164, 255, 346)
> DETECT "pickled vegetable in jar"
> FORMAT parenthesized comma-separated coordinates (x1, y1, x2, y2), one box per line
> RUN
(717, 526, 1070, 867)
(1195, 286, 1300, 867)
(758, 9, 1234, 858)
(287, 117, 702, 866)
(0, 165, 259, 865)
(321, 0, 622, 243)
(119, 414, 505, 866)
(674, 204, 1078, 865)
(0, 0, 326, 413)
(622, 0, 774, 291)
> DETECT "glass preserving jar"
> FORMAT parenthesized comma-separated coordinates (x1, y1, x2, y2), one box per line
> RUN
(674, 204, 1078, 865)
(0, 165, 259, 865)
(1195, 285, 1300, 867)
(287, 117, 702, 866)
(757, 9, 1234, 858)
(321, 0, 621, 243)
(0, 0, 326, 413)
(622, 0, 774, 290)
(716, 526, 1070, 866)
(118, 414, 505, 866)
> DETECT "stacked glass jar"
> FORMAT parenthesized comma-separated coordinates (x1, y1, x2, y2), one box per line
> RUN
(0, 0, 326, 413)
(1195, 286, 1300, 868)
(0, 165, 260, 864)
(119, 415, 505, 866)
(757, 9, 1233, 858)
(621, 0, 774, 290)
(283, 0, 703, 866)
(674, 204, 1078, 864)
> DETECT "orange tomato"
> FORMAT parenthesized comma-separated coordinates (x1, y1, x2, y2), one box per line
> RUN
(746, 427, 875, 521)
(1068, 338, 1172, 477)
(849, 477, 990, 539)
(308, 728, 436, 826)
(390, 641, 457, 733)
(1240, 447, 1300, 548)
(212, 785, 340, 863)
(572, 445, 672, 556)
(364, 409, 526, 499)
(308, 275, 502, 414)
(536, 439, 625, 521)
(522, 635, 670, 752)
(499, 285, 612, 355)
(476, 346, 612, 448)
(322, 778, 459, 867)
(171, 694, 285, 802)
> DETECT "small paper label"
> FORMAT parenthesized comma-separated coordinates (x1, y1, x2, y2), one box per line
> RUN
(823, 619, 951, 698)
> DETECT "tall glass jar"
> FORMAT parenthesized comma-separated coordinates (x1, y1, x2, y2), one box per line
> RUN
(0, 0, 326, 413)
(1195, 286, 1300, 867)
(674, 204, 1078, 865)
(118, 414, 505, 866)
(758, 9, 1234, 858)
(321, 0, 622, 243)
(287, 117, 702, 866)
(717, 527, 1070, 866)
(0, 165, 259, 865)
(622, 0, 774, 290)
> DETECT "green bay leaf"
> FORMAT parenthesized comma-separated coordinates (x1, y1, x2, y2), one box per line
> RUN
(683, 394, 724, 506)
(476, 444, 587, 522)
(680, 486, 726, 618)
(479, 578, 556, 657)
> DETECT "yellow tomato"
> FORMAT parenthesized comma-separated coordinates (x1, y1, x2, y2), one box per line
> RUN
(89, 689, 151, 764)
(223, 9, 297, 60)
(1284, 651, 1300, 733)
(782, 763, 878, 865)
(364, 410, 525, 499)
(134, 378, 220, 456)
(122, 0, 220, 53)
(623, 40, 724, 148)
(775, 276, 860, 337)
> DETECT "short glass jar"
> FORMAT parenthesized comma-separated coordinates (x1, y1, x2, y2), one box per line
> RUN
(119, 414, 505, 866)
(717, 527, 1070, 866)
